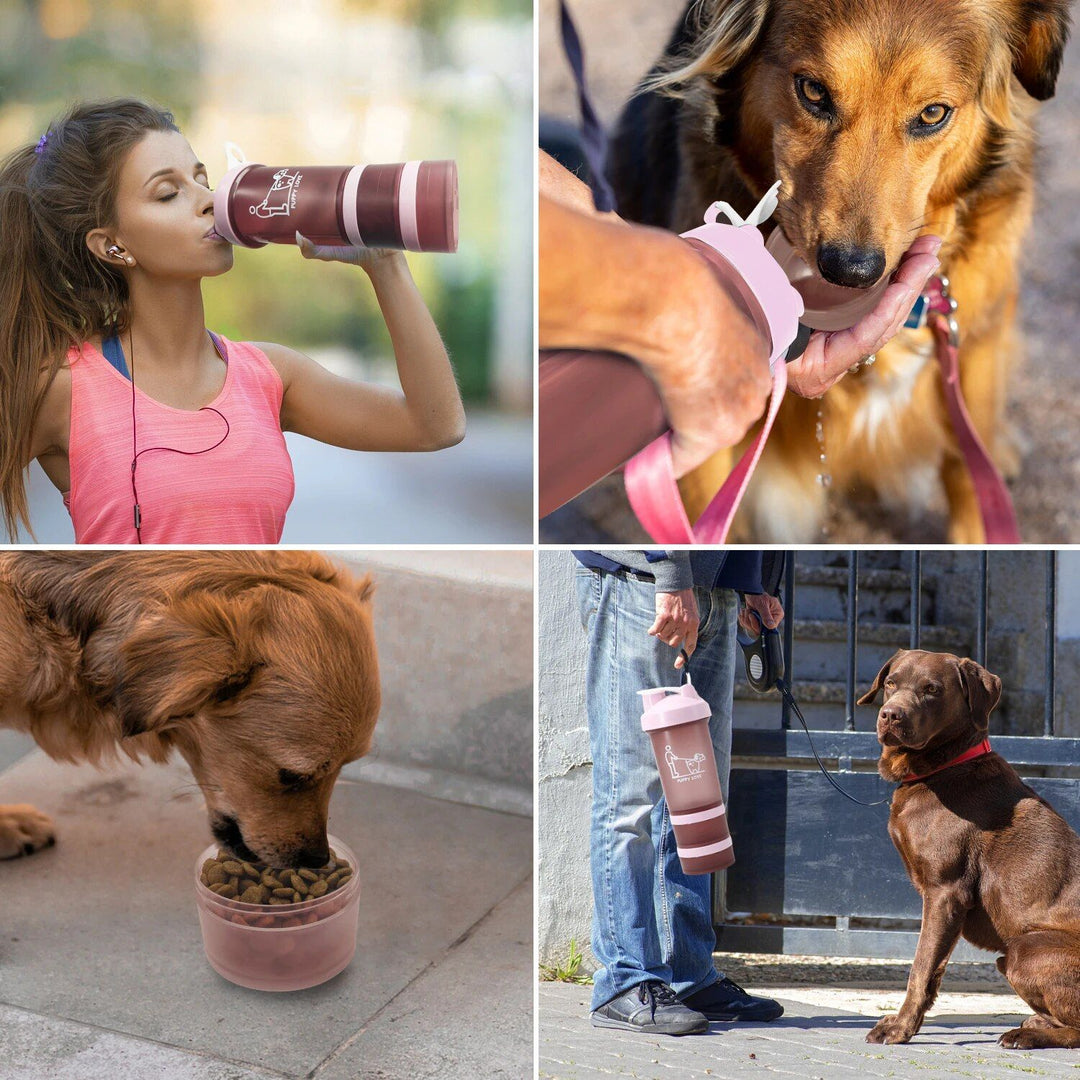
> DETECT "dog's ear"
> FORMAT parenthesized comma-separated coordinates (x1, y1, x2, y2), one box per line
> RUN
(346, 572, 375, 605)
(271, 551, 374, 603)
(1009, 0, 1071, 101)
(956, 657, 1002, 730)
(113, 591, 269, 737)
(646, 0, 772, 91)
(857, 649, 905, 706)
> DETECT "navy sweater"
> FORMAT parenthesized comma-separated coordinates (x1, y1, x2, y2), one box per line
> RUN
(572, 550, 777, 594)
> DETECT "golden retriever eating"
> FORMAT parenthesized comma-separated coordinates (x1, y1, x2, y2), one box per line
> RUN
(608, 0, 1071, 542)
(0, 551, 379, 867)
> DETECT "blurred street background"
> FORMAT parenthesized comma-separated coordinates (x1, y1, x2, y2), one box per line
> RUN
(1, 0, 533, 542)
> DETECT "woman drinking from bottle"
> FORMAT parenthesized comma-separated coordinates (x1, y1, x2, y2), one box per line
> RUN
(0, 98, 465, 543)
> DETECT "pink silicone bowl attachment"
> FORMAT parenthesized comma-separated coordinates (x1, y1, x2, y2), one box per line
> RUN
(765, 227, 889, 332)
(193, 833, 360, 992)
(680, 203, 804, 370)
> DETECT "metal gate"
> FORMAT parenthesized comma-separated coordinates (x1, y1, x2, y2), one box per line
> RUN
(718, 550, 1080, 960)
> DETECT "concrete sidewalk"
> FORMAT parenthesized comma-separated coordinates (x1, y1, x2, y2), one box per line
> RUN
(0, 740, 532, 1080)
(540, 981, 1080, 1079)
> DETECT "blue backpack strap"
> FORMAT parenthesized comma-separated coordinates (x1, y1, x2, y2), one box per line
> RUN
(100, 333, 130, 379)
(558, 0, 617, 213)
(208, 329, 228, 362)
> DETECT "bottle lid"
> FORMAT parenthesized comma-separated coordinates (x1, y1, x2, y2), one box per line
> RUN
(679, 181, 804, 371)
(639, 676, 712, 731)
(765, 227, 890, 332)
(212, 142, 265, 249)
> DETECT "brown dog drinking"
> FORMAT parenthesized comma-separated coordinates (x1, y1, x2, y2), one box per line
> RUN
(859, 648, 1080, 1049)
(606, 0, 1071, 542)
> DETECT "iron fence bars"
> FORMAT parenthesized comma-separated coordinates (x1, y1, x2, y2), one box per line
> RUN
(781, 551, 795, 730)
(845, 552, 858, 731)
(976, 551, 989, 666)
(909, 551, 922, 650)
(722, 549, 1068, 960)
(1047, 551, 1057, 737)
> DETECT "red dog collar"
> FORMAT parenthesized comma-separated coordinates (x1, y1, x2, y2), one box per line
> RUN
(902, 737, 993, 783)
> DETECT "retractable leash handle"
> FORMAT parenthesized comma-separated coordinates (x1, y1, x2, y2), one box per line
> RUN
(736, 608, 785, 693)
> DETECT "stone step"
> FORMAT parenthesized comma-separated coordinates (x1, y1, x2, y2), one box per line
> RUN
(791, 565, 934, 624)
(792, 550, 910, 572)
(733, 679, 855, 731)
(775, 620, 971, 684)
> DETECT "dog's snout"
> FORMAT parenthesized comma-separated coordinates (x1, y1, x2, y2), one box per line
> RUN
(297, 840, 331, 868)
(816, 243, 886, 289)
(880, 703, 906, 726)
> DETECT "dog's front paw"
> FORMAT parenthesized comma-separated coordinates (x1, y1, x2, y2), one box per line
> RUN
(999, 1026, 1046, 1050)
(0, 804, 56, 859)
(866, 1015, 914, 1044)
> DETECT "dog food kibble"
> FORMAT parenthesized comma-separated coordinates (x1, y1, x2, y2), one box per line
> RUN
(200, 849, 353, 908)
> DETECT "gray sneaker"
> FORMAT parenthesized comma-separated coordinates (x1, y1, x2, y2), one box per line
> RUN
(591, 980, 709, 1035)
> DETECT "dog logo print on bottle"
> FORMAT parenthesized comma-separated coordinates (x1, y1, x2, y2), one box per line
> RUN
(249, 168, 302, 219)
(664, 745, 708, 781)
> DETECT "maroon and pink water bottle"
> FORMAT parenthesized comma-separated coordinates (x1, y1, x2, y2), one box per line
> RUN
(213, 144, 458, 253)
(640, 676, 734, 875)
(539, 182, 803, 517)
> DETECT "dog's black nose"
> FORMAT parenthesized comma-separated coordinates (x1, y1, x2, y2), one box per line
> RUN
(816, 244, 886, 289)
(297, 840, 331, 868)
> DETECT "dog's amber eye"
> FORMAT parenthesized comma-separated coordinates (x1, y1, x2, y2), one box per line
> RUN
(914, 104, 952, 132)
(923, 684, 940, 695)
(795, 75, 832, 117)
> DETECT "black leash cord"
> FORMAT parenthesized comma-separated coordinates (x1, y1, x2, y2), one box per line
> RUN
(777, 680, 892, 808)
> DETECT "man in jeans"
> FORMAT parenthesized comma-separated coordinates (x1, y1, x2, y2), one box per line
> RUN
(573, 550, 785, 1035)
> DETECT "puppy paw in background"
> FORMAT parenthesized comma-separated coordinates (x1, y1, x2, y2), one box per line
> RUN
(0, 804, 56, 859)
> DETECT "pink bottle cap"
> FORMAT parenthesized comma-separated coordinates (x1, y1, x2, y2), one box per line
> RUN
(212, 143, 265, 249)
(679, 181, 804, 371)
(640, 677, 712, 731)
(765, 226, 889, 332)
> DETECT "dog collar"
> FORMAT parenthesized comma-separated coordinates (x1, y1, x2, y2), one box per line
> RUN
(902, 737, 993, 783)
(904, 274, 957, 339)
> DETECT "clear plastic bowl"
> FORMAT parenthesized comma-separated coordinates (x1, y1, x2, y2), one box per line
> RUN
(193, 833, 360, 991)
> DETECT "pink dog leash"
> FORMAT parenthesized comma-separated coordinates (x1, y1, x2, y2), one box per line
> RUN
(625, 264, 1022, 544)
(624, 189, 803, 542)
(923, 277, 1020, 544)
(625, 362, 788, 543)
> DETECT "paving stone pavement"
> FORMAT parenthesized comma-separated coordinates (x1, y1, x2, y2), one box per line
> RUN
(539, 982, 1080, 1080)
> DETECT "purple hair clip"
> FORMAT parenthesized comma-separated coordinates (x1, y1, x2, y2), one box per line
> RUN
(34, 132, 50, 155)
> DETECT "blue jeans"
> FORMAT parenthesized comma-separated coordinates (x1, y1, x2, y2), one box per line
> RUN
(575, 565, 738, 1011)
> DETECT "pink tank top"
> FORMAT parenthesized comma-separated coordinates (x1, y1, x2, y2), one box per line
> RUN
(65, 336, 295, 543)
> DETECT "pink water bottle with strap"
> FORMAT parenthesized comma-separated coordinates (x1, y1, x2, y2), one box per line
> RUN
(640, 677, 734, 875)
(539, 183, 803, 520)
(213, 143, 458, 253)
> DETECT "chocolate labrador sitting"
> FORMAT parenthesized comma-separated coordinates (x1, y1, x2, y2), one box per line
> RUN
(858, 648, 1080, 1050)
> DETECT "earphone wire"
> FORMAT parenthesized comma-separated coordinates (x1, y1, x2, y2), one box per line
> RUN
(128, 327, 231, 543)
